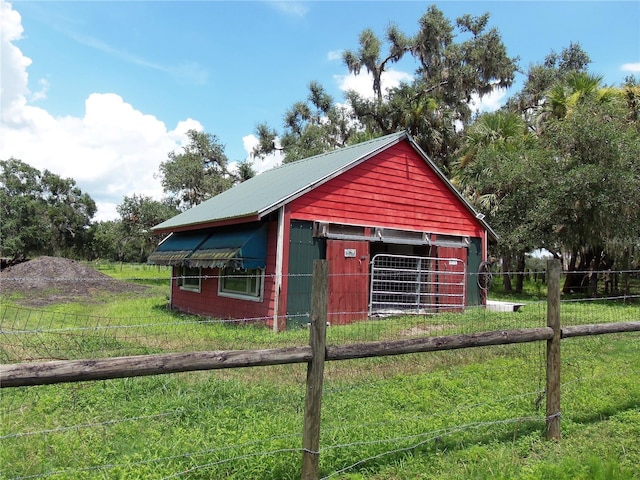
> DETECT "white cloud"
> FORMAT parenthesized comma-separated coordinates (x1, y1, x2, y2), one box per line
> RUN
(30, 77, 50, 102)
(94, 201, 120, 223)
(267, 0, 309, 18)
(327, 50, 343, 62)
(334, 68, 414, 99)
(0, 0, 31, 122)
(470, 87, 508, 114)
(242, 134, 283, 173)
(621, 62, 640, 73)
(0, 0, 203, 222)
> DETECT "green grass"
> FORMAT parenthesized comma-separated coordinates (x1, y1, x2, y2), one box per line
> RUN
(1, 263, 639, 479)
(88, 261, 172, 281)
(1, 338, 637, 479)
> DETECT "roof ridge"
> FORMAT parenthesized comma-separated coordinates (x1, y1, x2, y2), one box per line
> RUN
(152, 131, 410, 232)
(266, 131, 406, 172)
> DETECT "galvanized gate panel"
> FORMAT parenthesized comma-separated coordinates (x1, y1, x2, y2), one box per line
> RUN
(369, 254, 466, 315)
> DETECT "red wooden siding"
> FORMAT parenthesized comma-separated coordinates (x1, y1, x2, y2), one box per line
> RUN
(169, 219, 280, 327)
(290, 142, 483, 238)
(326, 239, 370, 325)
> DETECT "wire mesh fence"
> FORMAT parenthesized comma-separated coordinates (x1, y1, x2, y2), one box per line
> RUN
(1, 261, 639, 478)
(0, 264, 559, 363)
(0, 303, 313, 363)
(0, 288, 551, 364)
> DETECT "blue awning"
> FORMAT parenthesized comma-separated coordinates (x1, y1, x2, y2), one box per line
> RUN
(147, 231, 209, 266)
(187, 223, 268, 269)
(148, 223, 268, 269)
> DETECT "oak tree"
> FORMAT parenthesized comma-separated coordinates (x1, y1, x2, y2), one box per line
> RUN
(159, 130, 235, 210)
(0, 158, 96, 259)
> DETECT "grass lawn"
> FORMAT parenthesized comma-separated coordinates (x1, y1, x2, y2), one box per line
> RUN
(1, 263, 639, 479)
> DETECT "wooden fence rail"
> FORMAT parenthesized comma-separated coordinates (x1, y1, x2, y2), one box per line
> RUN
(0, 347, 313, 387)
(1, 259, 639, 480)
(562, 322, 640, 337)
(5, 323, 637, 389)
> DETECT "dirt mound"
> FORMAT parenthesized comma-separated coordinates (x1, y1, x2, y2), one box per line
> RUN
(0, 256, 149, 306)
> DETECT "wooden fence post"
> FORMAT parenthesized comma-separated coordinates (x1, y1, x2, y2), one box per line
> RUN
(546, 259, 562, 440)
(302, 260, 329, 480)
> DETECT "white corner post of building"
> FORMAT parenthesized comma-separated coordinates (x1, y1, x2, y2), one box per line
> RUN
(273, 206, 285, 332)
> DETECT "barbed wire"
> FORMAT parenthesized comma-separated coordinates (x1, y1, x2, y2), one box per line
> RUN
(1, 268, 638, 478)
(0, 411, 179, 440)
(10, 439, 304, 480)
(159, 447, 304, 480)
(2, 350, 636, 479)
(2, 380, 547, 450)
(322, 415, 546, 479)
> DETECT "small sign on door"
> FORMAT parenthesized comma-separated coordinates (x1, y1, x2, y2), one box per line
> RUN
(344, 248, 357, 258)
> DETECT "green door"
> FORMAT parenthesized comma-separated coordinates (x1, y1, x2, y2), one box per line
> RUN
(466, 237, 482, 306)
(286, 221, 325, 328)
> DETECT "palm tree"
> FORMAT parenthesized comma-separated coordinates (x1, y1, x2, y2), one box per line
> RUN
(453, 110, 536, 292)
(455, 110, 531, 172)
(536, 72, 617, 128)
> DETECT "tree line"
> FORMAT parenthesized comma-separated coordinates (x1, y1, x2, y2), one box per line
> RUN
(2, 5, 639, 294)
(1, 129, 251, 265)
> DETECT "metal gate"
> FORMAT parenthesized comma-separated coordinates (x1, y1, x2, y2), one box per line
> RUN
(369, 254, 466, 315)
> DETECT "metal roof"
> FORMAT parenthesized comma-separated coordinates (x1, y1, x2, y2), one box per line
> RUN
(152, 132, 407, 231)
(152, 131, 498, 241)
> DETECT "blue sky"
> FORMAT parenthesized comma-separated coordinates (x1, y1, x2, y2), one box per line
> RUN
(2, 1, 639, 221)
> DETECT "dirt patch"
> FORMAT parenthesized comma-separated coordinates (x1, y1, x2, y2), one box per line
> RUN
(0, 256, 149, 307)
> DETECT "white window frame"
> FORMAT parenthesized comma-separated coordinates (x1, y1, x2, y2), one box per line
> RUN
(218, 267, 264, 302)
(178, 266, 201, 292)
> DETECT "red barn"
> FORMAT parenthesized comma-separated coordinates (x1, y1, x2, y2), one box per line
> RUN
(149, 132, 496, 330)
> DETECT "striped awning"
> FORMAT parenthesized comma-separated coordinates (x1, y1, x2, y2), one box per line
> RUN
(147, 223, 267, 269)
(187, 224, 267, 269)
(147, 231, 209, 266)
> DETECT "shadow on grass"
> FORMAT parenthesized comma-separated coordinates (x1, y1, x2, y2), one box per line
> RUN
(149, 302, 275, 331)
(319, 418, 547, 478)
(126, 278, 171, 287)
(567, 398, 640, 426)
